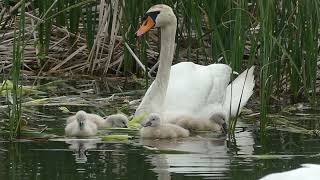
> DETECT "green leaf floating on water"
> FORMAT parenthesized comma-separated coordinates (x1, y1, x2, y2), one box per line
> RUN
(100, 135, 132, 141)
(128, 113, 147, 129)
(236, 154, 320, 159)
(143, 146, 194, 154)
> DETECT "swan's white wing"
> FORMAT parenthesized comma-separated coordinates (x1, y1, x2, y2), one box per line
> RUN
(163, 62, 231, 119)
(259, 164, 320, 180)
(224, 66, 255, 117)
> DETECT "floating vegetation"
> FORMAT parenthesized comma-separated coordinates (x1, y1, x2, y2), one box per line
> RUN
(268, 115, 320, 136)
(100, 134, 133, 141)
(128, 112, 146, 129)
(236, 154, 320, 160)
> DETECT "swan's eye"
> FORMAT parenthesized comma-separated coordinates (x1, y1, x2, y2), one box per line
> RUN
(143, 11, 160, 22)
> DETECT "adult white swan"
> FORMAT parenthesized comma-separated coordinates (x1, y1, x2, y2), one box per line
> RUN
(259, 164, 320, 180)
(135, 4, 255, 129)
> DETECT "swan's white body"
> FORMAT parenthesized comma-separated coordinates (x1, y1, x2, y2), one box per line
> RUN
(135, 4, 255, 129)
(140, 113, 190, 139)
(260, 164, 320, 180)
(65, 111, 98, 137)
(67, 111, 128, 128)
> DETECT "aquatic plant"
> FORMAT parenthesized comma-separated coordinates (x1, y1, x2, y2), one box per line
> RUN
(7, 0, 26, 139)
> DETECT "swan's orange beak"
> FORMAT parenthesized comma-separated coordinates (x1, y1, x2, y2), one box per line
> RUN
(136, 16, 155, 37)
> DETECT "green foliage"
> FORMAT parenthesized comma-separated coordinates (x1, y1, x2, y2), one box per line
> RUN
(33, 0, 54, 62)
(100, 134, 132, 141)
(8, 0, 26, 139)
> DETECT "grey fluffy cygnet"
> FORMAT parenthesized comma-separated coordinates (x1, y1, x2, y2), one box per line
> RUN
(67, 111, 128, 128)
(65, 111, 98, 137)
(140, 113, 190, 139)
(168, 113, 227, 133)
(168, 116, 221, 132)
(103, 114, 128, 128)
(209, 113, 227, 133)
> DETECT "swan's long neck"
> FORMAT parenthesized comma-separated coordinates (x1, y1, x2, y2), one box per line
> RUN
(153, 25, 176, 108)
(136, 19, 177, 116)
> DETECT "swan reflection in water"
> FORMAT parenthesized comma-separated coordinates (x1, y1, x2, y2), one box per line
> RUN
(140, 127, 255, 179)
(66, 139, 99, 163)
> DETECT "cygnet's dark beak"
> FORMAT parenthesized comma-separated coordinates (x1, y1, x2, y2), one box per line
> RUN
(79, 120, 84, 130)
(221, 123, 228, 134)
(143, 121, 152, 127)
(210, 113, 227, 134)
(124, 124, 128, 128)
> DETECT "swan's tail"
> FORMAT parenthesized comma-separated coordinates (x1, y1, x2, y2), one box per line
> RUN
(224, 66, 255, 117)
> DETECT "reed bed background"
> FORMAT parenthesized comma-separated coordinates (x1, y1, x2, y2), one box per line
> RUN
(0, 0, 319, 138)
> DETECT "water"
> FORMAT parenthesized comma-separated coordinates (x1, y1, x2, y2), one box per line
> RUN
(1, 120, 320, 180)
(1, 78, 320, 180)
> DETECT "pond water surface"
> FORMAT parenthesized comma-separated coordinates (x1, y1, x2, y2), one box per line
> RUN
(0, 79, 319, 180)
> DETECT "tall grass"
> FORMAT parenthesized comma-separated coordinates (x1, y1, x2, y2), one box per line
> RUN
(256, 0, 320, 132)
(8, 0, 26, 139)
(2, 0, 95, 138)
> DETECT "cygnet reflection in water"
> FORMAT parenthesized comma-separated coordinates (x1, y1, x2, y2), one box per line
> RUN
(139, 120, 255, 179)
(140, 136, 229, 178)
(66, 139, 98, 163)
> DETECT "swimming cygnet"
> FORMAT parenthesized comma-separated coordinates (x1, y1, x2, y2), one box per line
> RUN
(140, 113, 190, 139)
(65, 111, 98, 137)
(67, 111, 128, 128)
(209, 113, 228, 133)
(103, 114, 128, 128)
(168, 114, 225, 132)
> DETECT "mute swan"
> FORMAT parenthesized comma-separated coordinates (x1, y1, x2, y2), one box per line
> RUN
(65, 111, 98, 137)
(67, 111, 128, 128)
(135, 4, 255, 130)
(140, 113, 190, 139)
(259, 164, 320, 180)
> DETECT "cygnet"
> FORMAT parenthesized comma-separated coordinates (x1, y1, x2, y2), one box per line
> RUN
(140, 113, 190, 139)
(65, 111, 98, 137)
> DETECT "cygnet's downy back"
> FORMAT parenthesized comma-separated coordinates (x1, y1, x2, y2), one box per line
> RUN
(65, 111, 98, 137)
(104, 114, 128, 128)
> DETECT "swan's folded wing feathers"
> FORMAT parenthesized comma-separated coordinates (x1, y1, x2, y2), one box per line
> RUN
(164, 63, 231, 116)
(206, 64, 232, 105)
(224, 66, 255, 117)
